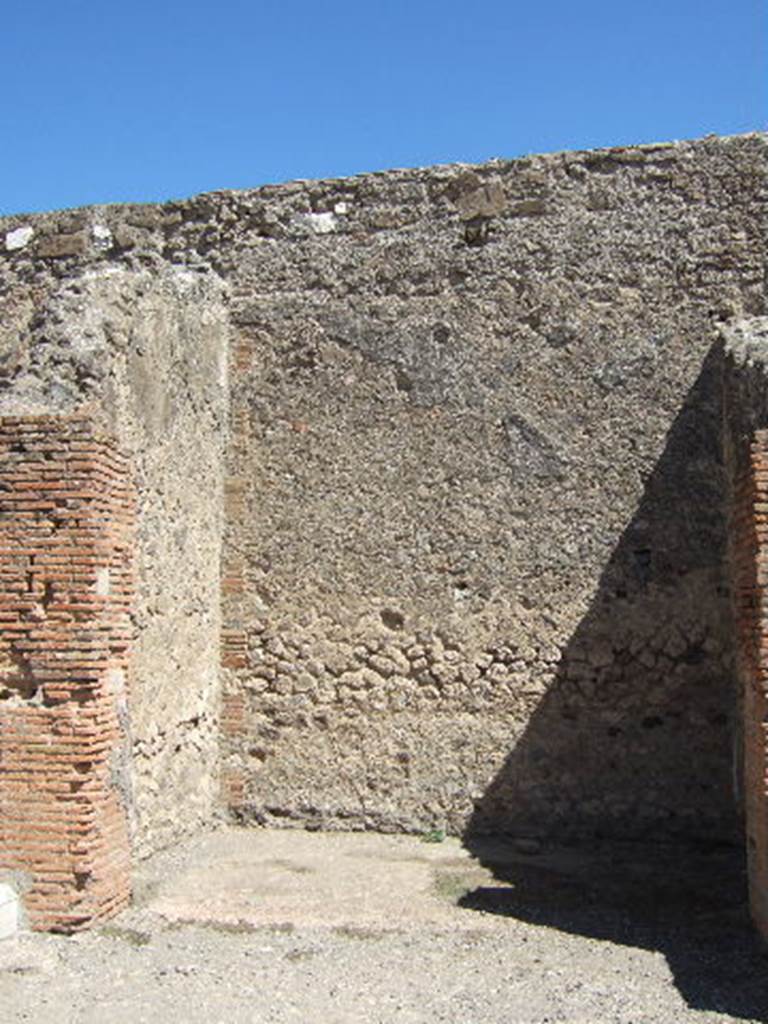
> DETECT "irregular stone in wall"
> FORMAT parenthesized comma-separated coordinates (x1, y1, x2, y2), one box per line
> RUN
(35, 231, 88, 258)
(4, 226, 34, 252)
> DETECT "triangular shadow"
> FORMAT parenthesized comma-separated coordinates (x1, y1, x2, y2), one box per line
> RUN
(462, 344, 768, 1017)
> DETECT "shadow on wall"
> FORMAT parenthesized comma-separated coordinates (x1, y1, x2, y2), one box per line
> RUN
(462, 344, 768, 1016)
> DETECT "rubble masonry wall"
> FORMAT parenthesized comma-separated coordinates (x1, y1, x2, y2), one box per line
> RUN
(0, 133, 765, 864)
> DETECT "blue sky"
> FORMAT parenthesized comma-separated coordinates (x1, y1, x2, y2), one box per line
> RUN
(1, 0, 765, 214)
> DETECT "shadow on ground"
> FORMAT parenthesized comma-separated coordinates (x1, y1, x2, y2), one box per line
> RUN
(457, 838, 767, 1021)
(462, 345, 768, 1020)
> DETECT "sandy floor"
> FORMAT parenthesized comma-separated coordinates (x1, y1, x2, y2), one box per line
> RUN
(1, 826, 766, 1023)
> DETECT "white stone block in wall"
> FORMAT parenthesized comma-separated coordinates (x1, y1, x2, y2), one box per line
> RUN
(5, 226, 34, 251)
(91, 223, 112, 250)
(0, 884, 19, 939)
(302, 211, 336, 234)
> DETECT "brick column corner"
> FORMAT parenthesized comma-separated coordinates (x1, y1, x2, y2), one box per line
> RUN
(0, 415, 136, 931)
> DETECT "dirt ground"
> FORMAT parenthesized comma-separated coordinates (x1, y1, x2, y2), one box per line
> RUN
(1, 826, 767, 1023)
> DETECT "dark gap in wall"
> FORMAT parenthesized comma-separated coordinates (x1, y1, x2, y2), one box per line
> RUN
(0, 646, 38, 701)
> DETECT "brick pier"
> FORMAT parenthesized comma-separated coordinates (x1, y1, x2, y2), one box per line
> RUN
(0, 416, 135, 931)
(731, 429, 768, 942)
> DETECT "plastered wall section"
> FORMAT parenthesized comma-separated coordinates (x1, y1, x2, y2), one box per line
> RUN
(0, 267, 230, 859)
(0, 416, 134, 931)
(104, 274, 230, 857)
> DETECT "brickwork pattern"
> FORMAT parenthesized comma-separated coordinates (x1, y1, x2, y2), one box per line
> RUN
(731, 430, 768, 942)
(0, 416, 135, 931)
(220, 329, 257, 814)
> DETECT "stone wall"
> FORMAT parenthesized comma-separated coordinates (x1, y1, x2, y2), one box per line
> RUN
(218, 133, 765, 842)
(0, 416, 134, 931)
(0, 262, 230, 860)
(0, 132, 765, 868)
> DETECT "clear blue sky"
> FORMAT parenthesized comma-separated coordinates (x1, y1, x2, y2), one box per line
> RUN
(1, 0, 765, 214)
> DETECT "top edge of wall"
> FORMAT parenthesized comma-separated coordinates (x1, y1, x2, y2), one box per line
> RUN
(1, 131, 765, 226)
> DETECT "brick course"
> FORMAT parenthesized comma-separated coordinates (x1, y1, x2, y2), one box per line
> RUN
(0, 416, 135, 931)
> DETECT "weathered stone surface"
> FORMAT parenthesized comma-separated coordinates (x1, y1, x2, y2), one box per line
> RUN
(0, 132, 765, 869)
(4, 226, 33, 251)
(216, 133, 765, 844)
(35, 231, 88, 258)
(452, 177, 506, 220)
(0, 267, 230, 860)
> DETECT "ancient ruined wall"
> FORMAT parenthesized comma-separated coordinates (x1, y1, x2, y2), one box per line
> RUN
(218, 133, 766, 841)
(0, 255, 229, 858)
(1, 132, 765, 852)
(0, 417, 134, 931)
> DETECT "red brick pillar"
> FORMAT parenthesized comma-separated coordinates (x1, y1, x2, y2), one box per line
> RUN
(0, 416, 135, 931)
(732, 429, 768, 941)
